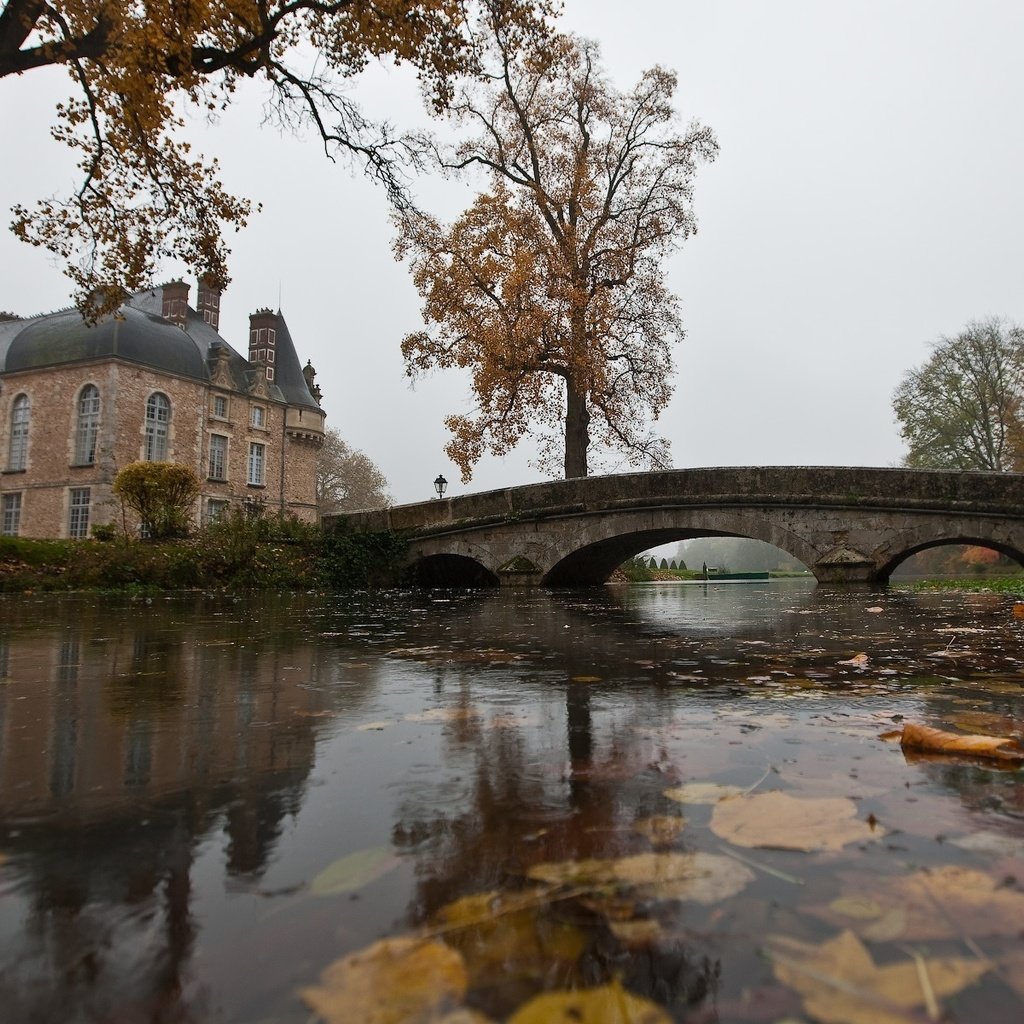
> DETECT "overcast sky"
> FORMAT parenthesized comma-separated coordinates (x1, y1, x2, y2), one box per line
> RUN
(2, 1, 1022, 505)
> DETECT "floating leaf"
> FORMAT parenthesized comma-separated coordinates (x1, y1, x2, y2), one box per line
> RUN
(405, 708, 481, 723)
(507, 978, 671, 1023)
(300, 937, 467, 1024)
(711, 791, 881, 852)
(768, 929, 989, 1024)
(434, 890, 586, 987)
(310, 847, 400, 896)
(949, 830, 1024, 859)
(838, 653, 869, 667)
(812, 865, 1024, 940)
(570, 675, 602, 683)
(632, 815, 685, 846)
(608, 918, 663, 948)
(1012, 603, 1024, 620)
(356, 720, 391, 731)
(527, 852, 753, 905)
(898, 721, 1024, 762)
(663, 782, 744, 805)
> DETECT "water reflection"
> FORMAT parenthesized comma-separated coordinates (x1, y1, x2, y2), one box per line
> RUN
(0, 586, 1021, 1022)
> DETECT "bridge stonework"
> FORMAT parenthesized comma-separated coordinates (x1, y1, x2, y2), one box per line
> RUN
(328, 467, 1024, 587)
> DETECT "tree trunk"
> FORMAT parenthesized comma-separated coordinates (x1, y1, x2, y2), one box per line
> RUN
(564, 379, 590, 478)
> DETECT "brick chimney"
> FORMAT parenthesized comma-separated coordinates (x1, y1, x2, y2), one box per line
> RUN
(161, 281, 190, 329)
(248, 308, 279, 382)
(196, 276, 221, 332)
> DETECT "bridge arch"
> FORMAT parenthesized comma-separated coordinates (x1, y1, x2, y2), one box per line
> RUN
(873, 525, 1024, 582)
(541, 509, 820, 586)
(408, 554, 499, 587)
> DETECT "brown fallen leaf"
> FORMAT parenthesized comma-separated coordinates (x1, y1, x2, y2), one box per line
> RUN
(838, 653, 869, 667)
(1012, 603, 1024, 620)
(768, 929, 989, 1024)
(898, 721, 1024, 763)
(300, 936, 467, 1024)
(632, 815, 685, 846)
(711, 791, 882, 852)
(810, 865, 1024, 941)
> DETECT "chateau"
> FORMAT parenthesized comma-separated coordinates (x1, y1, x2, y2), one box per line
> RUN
(0, 280, 325, 539)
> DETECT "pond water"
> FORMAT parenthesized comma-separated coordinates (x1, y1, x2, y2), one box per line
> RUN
(0, 582, 1022, 1023)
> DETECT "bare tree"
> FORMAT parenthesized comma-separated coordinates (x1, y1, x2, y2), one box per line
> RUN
(316, 429, 390, 514)
(893, 318, 1024, 471)
(396, 14, 716, 480)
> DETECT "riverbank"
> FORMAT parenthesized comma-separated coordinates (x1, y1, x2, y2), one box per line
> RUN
(0, 515, 406, 593)
(897, 574, 1024, 596)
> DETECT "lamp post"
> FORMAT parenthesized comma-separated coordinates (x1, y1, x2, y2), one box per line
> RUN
(433, 474, 448, 500)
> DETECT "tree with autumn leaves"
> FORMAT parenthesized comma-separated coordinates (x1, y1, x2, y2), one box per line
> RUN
(396, 19, 717, 479)
(0, 0, 552, 314)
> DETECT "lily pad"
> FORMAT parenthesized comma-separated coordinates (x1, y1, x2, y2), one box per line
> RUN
(300, 936, 467, 1024)
(310, 846, 401, 896)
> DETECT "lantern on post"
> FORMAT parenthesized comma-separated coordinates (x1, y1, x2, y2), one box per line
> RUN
(433, 474, 448, 500)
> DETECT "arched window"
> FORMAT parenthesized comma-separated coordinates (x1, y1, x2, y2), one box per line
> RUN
(74, 384, 100, 465)
(8, 394, 29, 470)
(144, 392, 170, 461)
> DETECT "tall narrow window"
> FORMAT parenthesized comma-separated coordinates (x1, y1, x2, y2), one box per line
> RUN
(144, 393, 170, 460)
(68, 487, 90, 539)
(74, 384, 100, 465)
(8, 394, 29, 470)
(213, 395, 227, 418)
(250, 406, 265, 428)
(209, 434, 227, 480)
(248, 442, 265, 485)
(2, 493, 21, 536)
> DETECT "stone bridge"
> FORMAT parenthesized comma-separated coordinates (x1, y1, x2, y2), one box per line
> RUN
(328, 467, 1024, 586)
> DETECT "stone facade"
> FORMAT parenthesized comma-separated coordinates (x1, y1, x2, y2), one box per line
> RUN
(0, 281, 325, 539)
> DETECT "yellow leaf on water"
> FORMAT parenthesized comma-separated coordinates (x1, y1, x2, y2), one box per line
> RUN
(527, 852, 753, 905)
(300, 937, 467, 1024)
(898, 721, 1024, 763)
(827, 896, 885, 920)
(507, 978, 671, 1023)
(434, 890, 586, 987)
(632, 815, 685, 846)
(813, 865, 1024, 941)
(570, 675, 602, 683)
(710, 791, 881, 852)
(608, 917, 664, 948)
(663, 782, 744, 805)
(769, 929, 989, 1024)
(310, 847, 401, 896)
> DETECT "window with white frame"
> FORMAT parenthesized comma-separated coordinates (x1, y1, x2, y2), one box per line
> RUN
(213, 395, 228, 418)
(247, 442, 265, 485)
(144, 393, 170, 460)
(68, 487, 90, 539)
(2, 493, 21, 536)
(209, 434, 228, 480)
(206, 498, 229, 523)
(74, 384, 100, 465)
(250, 406, 265, 428)
(8, 394, 29, 470)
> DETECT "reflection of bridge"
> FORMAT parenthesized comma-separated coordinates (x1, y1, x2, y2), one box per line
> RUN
(330, 467, 1024, 586)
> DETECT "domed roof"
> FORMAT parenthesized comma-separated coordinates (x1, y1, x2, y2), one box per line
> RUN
(0, 291, 322, 411)
(2, 304, 213, 380)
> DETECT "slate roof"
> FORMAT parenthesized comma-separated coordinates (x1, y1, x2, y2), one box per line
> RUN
(0, 290, 321, 411)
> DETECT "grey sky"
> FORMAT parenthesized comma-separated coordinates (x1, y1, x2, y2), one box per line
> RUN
(2, 1, 1022, 505)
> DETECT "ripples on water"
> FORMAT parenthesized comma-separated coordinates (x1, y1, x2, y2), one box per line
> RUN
(0, 581, 1021, 1022)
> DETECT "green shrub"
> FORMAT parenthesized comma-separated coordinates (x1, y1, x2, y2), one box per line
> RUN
(113, 462, 201, 539)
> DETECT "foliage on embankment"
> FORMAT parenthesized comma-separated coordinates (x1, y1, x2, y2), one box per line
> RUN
(0, 513, 406, 593)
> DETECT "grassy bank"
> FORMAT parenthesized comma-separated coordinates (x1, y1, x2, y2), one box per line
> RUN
(896, 574, 1024, 596)
(0, 514, 407, 593)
